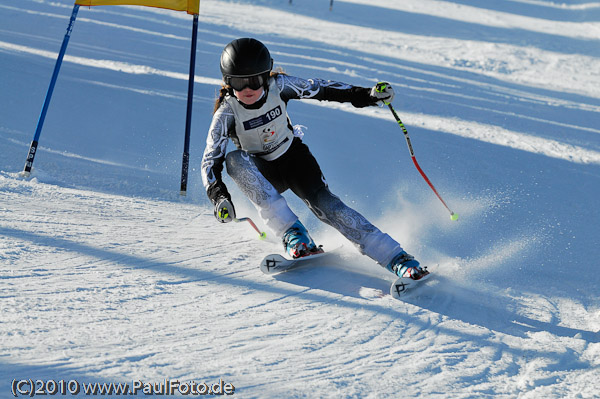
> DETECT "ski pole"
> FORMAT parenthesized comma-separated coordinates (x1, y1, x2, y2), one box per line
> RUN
(234, 217, 267, 240)
(376, 83, 458, 221)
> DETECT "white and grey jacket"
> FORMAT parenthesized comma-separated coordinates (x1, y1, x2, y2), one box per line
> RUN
(201, 74, 376, 204)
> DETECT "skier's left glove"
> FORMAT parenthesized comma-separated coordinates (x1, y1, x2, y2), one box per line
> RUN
(370, 81, 395, 105)
(214, 197, 236, 223)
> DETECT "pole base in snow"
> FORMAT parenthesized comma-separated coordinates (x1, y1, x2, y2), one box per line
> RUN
(22, 140, 39, 177)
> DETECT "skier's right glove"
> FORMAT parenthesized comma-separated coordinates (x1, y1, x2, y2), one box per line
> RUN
(214, 197, 236, 223)
(371, 81, 395, 105)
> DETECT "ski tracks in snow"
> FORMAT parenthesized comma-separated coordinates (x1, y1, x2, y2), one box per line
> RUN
(1, 173, 599, 397)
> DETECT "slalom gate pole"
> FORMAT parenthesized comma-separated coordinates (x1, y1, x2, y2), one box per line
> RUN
(234, 217, 267, 240)
(180, 14, 199, 195)
(23, 4, 80, 177)
(376, 84, 458, 221)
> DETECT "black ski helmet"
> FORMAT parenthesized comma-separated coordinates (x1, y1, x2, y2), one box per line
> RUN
(220, 38, 273, 79)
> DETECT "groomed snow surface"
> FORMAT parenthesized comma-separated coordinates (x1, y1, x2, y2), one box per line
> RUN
(1, 0, 599, 397)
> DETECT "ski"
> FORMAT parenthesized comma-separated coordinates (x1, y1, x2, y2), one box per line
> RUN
(389, 272, 432, 299)
(261, 246, 432, 300)
(260, 247, 341, 275)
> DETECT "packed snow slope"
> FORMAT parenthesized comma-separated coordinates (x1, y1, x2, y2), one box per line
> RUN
(1, 0, 599, 397)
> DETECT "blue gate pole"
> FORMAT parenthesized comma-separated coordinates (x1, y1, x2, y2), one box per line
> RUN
(180, 13, 199, 195)
(23, 4, 80, 177)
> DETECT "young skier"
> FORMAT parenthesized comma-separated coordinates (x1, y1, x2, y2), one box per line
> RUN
(201, 38, 428, 280)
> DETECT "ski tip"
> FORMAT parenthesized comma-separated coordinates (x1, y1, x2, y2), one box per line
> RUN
(260, 253, 288, 275)
(390, 277, 414, 299)
(389, 273, 432, 300)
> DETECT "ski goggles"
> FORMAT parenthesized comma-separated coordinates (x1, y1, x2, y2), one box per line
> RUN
(226, 73, 267, 91)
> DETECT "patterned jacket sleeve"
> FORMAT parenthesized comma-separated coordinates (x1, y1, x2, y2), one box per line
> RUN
(201, 102, 234, 205)
(277, 74, 377, 107)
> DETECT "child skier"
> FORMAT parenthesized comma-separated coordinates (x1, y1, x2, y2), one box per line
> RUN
(201, 38, 428, 280)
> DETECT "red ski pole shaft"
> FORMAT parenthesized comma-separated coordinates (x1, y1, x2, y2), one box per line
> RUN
(385, 101, 458, 220)
(234, 217, 267, 239)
